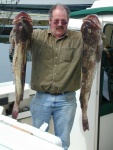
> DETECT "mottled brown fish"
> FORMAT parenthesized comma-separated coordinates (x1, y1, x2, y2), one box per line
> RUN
(80, 14, 103, 131)
(10, 12, 33, 119)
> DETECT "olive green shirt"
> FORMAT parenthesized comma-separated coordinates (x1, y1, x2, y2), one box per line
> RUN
(29, 28, 83, 93)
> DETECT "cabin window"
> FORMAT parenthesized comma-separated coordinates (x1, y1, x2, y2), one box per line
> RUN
(100, 23, 113, 116)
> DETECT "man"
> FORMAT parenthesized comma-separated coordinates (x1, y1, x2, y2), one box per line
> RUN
(29, 4, 82, 150)
(10, 4, 83, 150)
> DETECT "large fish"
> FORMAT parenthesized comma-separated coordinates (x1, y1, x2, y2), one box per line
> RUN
(80, 14, 103, 131)
(10, 12, 33, 119)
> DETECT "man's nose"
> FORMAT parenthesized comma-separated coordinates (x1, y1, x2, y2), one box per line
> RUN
(58, 21, 62, 26)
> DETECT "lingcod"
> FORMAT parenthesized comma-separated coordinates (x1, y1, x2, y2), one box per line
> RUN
(9, 11, 33, 119)
(80, 14, 103, 131)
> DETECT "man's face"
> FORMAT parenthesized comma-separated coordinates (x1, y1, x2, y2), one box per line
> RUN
(49, 7, 69, 38)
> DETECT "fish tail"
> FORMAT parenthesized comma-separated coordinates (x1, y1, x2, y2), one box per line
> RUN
(82, 109, 89, 131)
(80, 92, 90, 131)
(12, 101, 19, 119)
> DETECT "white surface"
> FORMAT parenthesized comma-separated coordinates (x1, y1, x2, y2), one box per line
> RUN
(68, 18, 83, 30)
(68, 62, 101, 150)
(0, 114, 63, 150)
(99, 113, 113, 150)
(0, 106, 3, 115)
(91, 0, 113, 8)
(0, 81, 30, 102)
(39, 122, 48, 131)
(17, 0, 95, 5)
(8, 110, 31, 120)
(0, 82, 35, 119)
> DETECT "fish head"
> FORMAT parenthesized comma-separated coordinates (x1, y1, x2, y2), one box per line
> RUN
(82, 14, 101, 30)
(12, 12, 33, 43)
(81, 14, 102, 46)
(12, 11, 33, 25)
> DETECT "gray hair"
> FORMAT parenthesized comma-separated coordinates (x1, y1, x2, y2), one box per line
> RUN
(48, 4, 70, 20)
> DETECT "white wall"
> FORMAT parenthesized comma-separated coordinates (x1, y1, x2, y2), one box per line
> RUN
(99, 113, 113, 150)
(69, 64, 101, 150)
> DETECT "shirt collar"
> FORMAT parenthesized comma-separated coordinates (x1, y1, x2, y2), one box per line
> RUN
(47, 28, 68, 39)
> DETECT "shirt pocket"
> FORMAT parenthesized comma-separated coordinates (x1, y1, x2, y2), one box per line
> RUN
(59, 48, 74, 62)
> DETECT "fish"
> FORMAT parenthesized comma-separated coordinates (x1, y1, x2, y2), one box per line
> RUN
(10, 11, 33, 119)
(80, 14, 103, 131)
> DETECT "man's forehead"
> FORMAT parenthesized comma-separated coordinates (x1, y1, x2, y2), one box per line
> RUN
(52, 8, 68, 18)
(52, 7, 67, 14)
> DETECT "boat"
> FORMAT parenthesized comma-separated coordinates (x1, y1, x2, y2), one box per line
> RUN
(0, 0, 95, 13)
(68, 1, 113, 150)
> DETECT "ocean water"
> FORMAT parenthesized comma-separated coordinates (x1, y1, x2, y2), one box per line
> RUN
(0, 43, 32, 84)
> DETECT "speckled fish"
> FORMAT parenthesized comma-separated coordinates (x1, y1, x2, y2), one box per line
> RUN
(10, 12, 33, 119)
(80, 14, 103, 131)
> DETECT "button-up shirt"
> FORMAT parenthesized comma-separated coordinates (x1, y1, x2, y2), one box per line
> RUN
(29, 28, 83, 93)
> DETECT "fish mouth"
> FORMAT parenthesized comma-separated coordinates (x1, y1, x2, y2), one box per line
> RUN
(83, 14, 101, 29)
(13, 17, 32, 25)
(12, 11, 32, 25)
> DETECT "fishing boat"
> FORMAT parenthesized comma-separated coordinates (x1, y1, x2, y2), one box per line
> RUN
(68, 0, 113, 150)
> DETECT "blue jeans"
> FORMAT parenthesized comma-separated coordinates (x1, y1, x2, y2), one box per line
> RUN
(30, 92, 77, 150)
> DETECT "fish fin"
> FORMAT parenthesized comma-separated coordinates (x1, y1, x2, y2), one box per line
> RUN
(12, 102, 19, 119)
(9, 30, 16, 71)
(82, 110, 89, 131)
(96, 40, 103, 62)
(79, 91, 91, 109)
(9, 35, 15, 62)
(82, 118, 89, 131)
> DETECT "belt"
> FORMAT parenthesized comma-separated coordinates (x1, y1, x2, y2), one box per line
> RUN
(45, 92, 69, 96)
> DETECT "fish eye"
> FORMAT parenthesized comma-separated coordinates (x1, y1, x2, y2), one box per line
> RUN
(88, 29, 91, 33)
